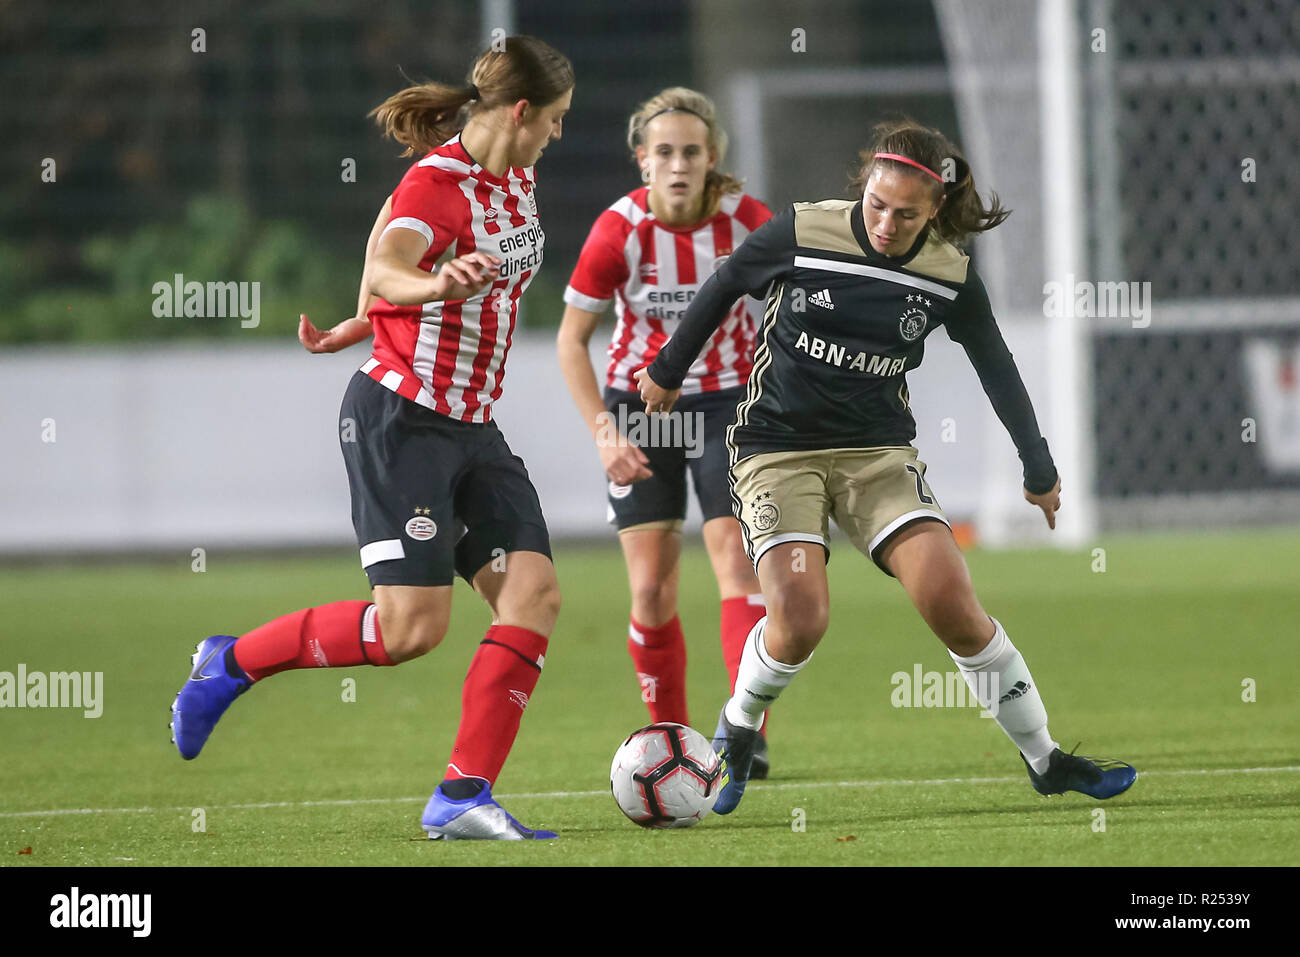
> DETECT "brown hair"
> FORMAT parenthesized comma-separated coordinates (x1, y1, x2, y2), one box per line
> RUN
(627, 87, 744, 218)
(370, 35, 574, 157)
(850, 118, 1010, 246)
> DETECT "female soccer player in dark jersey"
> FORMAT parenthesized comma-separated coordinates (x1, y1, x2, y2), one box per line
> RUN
(170, 36, 574, 841)
(556, 88, 774, 769)
(637, 119, 1137, 814)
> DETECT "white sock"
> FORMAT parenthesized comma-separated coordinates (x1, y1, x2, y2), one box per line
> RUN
(949, 618, 1058, 773)
(724, 617, 807, 730)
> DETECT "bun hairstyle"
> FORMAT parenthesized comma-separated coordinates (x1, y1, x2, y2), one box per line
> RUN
(627, 86, 743, 218)
(851, 118, 1010, 245)
(371, 35, 574, 157)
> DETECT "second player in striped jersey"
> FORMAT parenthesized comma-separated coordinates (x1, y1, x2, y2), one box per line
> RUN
(557, 87, 774, 769)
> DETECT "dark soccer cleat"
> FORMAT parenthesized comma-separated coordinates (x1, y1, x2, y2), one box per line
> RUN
(1022, 745, 1137, 799)
(422, 783, 557, 840)
(711, 707, 763, 814)
(750, 733, 771, 781)
(170, 635, 251, 760)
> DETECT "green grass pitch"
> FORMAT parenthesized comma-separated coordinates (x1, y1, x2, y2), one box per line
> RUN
(2, 528, 1297, 867)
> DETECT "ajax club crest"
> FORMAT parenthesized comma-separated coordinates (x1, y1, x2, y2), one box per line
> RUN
(899, 307, 927, 342)
(751, 490, 780, 532)
(899, 294, 932, 342)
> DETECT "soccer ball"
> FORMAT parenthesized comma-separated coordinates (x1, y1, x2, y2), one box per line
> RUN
(610, 722, 723, 828)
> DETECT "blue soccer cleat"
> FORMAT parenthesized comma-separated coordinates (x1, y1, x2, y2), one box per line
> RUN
(422, 783, 557, 840)
(711, 706, 763, 815)
(1022, 745, 1138, 799)
(170, 635, 251, 760)
(750, 733, 771, 781)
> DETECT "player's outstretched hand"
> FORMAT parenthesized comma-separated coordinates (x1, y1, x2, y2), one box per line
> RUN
(430, 252, 502, 302)
(599, 441, 653, 487)
(634, 367, 681, 415)
(299, 314, 373, 354)
(1024, 478, 1062, 530)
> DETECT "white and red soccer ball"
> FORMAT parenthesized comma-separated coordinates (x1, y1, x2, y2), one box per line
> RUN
(610, 723, 723, 828)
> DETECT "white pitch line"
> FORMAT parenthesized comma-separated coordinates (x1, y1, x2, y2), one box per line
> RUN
(3, 765, 1297, 820)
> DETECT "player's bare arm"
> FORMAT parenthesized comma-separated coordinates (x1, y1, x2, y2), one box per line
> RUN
(557, 304, 652, 484)
(370, 226, 501, 305)
(298, 314, 374, 354)
(299, 196, 392, 353)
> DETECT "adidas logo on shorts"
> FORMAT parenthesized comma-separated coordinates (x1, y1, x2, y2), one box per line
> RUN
(810, 288, 835, 310)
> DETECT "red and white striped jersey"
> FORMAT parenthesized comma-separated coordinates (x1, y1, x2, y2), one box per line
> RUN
(564, 188, 772, 394)
(363, 134, 544, 423)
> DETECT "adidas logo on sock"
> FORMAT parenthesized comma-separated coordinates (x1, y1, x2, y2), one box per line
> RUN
(998, 680, 1031, 704)
(809, 288, 835, 310)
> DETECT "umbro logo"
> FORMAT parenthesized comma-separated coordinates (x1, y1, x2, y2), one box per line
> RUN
(998, 680, 1031, 704)
(809, 288, 835, 310)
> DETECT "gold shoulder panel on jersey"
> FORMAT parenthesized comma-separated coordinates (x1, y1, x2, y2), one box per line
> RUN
(903, 232, 969, 284)
(792, 200, 861, 258)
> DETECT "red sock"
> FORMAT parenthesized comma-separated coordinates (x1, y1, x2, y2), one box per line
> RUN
(232, 601, 394, 681)
(627, 616, 688, 726)
(444, 624, 548, 786)
(721, 594, 769, 736)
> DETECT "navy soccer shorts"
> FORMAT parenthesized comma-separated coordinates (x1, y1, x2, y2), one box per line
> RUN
(340, 372, 552, 587)
(601, 385, 743, 532)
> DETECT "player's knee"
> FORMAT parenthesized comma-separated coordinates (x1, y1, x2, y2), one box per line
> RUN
(766, 586, 828, 644)
(715, 563, 760, 600)
(629, 579, 677, 623)
(498, 575, 562, 636)
(377, 607, 449, 662)
(536, 578, 562, 630)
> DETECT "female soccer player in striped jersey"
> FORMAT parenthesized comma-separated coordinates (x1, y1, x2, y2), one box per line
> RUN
(556, 88, 774, 769)
(637, 119, 1138, 813)
(170, 37, 574, 841)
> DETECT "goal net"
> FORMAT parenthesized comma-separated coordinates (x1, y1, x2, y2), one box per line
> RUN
(934, 0, 1300, 536)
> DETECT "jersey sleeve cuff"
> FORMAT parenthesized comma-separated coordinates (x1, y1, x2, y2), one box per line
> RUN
(382, 216, 434, 248)
(563, 285, 611, 313)
(646, 356, 685, 391)
(1019, 437, 1058, 494)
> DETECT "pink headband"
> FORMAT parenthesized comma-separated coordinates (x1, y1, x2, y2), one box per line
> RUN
(874, 152, 944, 184)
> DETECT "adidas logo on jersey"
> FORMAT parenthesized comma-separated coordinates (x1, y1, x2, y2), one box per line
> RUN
(809, 288, 835, 310)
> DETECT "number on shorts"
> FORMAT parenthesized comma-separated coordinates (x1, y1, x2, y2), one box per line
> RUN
(904, 463, 935, 505)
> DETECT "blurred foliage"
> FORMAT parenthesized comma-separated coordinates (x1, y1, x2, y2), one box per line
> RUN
(0, 195, 570, 345)
(0, 196, 359, 344)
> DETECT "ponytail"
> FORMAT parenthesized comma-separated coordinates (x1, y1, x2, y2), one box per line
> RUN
(371, 35, 573, 157)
